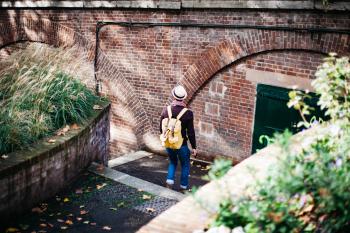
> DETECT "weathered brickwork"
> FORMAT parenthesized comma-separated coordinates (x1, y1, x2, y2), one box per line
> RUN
(0, 7, 349, 160)
(191, 51, 325, 159)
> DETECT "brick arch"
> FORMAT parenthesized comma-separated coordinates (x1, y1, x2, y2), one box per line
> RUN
(0, 17, 155, 153)
(179, 30, 350, 101)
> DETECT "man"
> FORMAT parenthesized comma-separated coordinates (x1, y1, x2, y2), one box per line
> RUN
(160, 85, 197, 191)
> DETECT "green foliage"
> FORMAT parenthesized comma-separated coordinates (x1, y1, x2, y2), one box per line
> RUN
(258, 135, 275, 147)
(287, 90, 315, 128)
(209, 54, 350, 232)
(313, 55, 350, 121)
(0, 44, 102, 155)
(211, 199, 249, 229)
(203, 159, 232, 181)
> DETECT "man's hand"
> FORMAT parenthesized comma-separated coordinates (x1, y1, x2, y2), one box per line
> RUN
(192, 149, 197, 157)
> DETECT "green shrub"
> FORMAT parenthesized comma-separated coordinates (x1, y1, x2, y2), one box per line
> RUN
(208, 54, 350, 233)
(0, 44, 102, 155)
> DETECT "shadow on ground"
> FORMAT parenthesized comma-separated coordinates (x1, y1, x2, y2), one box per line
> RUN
(1, 172, 177, 233)
(112, 154, 210, 191)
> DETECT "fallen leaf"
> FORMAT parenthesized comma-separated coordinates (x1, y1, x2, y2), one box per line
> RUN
(47, 139, 56, 143)
(5, 227, 19, 233)
(319, 214, 327, 222)
(61, 226, 68, 230)
(57, 125, 70, 136)
(67, 214, 73, 217)
(300, 215, 311, 224)
(63, 198, 69, 203)
(39, 223, 47, 228)
(96, 183, 107, 190)
(96, 164, 104, 171)
(71, 124, 80, 130)
(117, 202, 125, 208)
(319, 188, 330, 198)
(62, 125, 70, 132)
(83, 221, 89, 224)
(146, 207, 156, 213)
(137, 189, 144, 192)
(76, 217, 82, 221)
(32, 207, 43, 213)
(65, 220, 73, 225)
(48, 223, 54, 228)
(301, 203, 314, 215)
(1, 154, 8, 159)
(80, 210, 88, 215)
(102, 226, 112, 231)
(56, 212, 62, 216)
(57, 219, 64, 223)
(79, 205, 85, 209)
(142, 194, 152, 200)
(75, 189, 83, 194)
(19, 224, 30, 230)
(268, 212, 283, 223)
(93, 105, 103, 110)
(109, 207, 117, 211)
(90, 222, 97, 226)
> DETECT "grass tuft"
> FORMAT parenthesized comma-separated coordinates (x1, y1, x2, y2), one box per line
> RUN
(0, 43, 103, 155)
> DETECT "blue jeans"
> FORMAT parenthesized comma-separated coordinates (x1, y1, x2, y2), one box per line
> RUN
(166, 145, 191, 189)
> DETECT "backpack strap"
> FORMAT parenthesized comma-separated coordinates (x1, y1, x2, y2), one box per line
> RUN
(176, 108, 188, 120)
(167, 106, 172, 119)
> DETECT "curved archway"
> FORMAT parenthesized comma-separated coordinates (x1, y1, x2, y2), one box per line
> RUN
(0, 17, 155, 155)
(179, 30, 350, 101)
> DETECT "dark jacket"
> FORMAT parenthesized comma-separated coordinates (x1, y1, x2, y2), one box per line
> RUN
(160, 105, 196, 149)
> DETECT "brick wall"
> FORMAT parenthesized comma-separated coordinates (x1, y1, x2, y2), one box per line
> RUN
(191, 51, 325, 159)
(0, 7, 349, 161)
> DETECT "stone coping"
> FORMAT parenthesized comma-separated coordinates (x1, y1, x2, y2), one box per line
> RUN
(137, 129, 314, 233)
(1, 0, 349, 10)
(0, 100, 111, 178)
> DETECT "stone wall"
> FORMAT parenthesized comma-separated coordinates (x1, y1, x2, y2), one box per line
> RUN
(0, 102, 110, 220)
(0, 2, 349, 160)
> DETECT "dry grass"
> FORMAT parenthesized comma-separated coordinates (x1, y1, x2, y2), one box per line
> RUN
(0, 43, 102, 155)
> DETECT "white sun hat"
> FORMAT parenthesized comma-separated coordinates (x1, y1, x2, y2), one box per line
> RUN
(172, 85, 188, 101)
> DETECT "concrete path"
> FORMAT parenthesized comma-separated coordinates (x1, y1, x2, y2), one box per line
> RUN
(89, 162, 185, 201)
(2, 151, 209, 233)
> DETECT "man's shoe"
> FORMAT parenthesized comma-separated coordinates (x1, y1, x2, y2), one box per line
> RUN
(179, 185, 188, 194)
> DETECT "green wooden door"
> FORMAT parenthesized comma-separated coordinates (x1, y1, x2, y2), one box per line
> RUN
(251, 84, 324, 154)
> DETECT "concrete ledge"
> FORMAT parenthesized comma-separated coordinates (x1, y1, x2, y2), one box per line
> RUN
(246, 68, 315, 92)
(182, 0, 315, 9)
(1, 0, 349, 10)
(108, 150, 152, 167)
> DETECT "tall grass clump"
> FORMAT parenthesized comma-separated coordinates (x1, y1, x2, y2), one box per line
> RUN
(0, 43, 102, 155)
